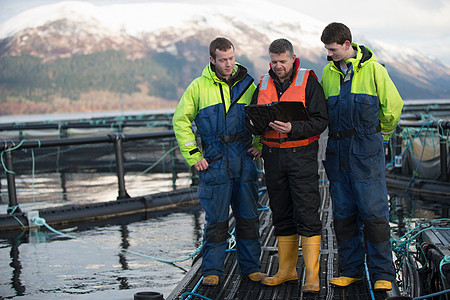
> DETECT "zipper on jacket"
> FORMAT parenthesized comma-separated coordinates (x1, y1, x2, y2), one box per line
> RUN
(228, 78, 254, 112)
(219, 83, 227, 128)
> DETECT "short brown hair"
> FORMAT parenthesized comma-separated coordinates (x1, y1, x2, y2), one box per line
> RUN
(321, 22, 352, 45)
(209, 37, 234, 59)
(269, 38, 294, 56)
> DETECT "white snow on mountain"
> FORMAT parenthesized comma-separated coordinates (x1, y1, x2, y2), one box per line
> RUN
(0, 0, 328, 70)
(0, 0, 449, 85)
(0, 0, 323, 45)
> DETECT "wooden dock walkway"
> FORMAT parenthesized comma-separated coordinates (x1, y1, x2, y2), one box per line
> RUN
(167, 142, 396, 299)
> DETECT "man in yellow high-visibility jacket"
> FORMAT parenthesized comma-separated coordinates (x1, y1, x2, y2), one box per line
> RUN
(320, 22, 404, 291)
(172, 37, 265, 286)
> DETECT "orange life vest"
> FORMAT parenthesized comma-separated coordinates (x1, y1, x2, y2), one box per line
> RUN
(257, 68, 320, 148)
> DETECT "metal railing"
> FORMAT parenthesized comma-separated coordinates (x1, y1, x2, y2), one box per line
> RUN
(0, 130, 190, 214)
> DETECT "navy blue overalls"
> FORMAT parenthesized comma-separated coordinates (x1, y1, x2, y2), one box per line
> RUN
(196, 74, 261, 277)
(322, 61, 395, 282)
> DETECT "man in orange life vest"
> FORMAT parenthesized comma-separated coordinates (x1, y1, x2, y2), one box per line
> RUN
(247, 38, 328, 292)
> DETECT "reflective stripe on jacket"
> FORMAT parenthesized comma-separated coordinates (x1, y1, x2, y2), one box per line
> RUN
(257, 68, 320, 148)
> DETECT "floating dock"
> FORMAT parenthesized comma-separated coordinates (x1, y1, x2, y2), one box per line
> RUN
(0, 188, 199, 232)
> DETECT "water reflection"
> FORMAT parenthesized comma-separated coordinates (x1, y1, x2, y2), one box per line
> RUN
(58, 171, 68, 202)
(9, 234, 25, 296)
(0, 206, 205, 299)
(0, 172, 191, 213)
(118, 224, 131, 289)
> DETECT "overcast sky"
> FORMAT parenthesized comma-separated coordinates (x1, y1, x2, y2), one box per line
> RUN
(288, 0, 450, 65)
(1, 0, 449, 65)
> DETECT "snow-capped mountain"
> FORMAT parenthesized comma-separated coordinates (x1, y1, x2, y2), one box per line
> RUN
(0, 0, 449, 99)
(0, 0, 326, 68)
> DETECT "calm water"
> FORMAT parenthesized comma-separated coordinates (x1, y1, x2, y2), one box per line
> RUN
(0, 113, 199, 299)
(0, 204, 205, 300)
(0, 172, 202, 300)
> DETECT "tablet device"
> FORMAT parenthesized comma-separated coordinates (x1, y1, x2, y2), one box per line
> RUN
(245, 101, 309, 131)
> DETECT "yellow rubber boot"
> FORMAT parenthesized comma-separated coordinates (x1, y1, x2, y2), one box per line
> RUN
(329, 276, 362, 287)
(261, 234, 299, 286)
(374, 280, 392, 291)
(247, 272, 267, 281)
(301, 235, 321, 293)
(202, 275, 219, 286)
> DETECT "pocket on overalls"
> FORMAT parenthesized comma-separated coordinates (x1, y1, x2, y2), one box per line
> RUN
(350, 134, 383, 181)
(199, 158, 228, 186)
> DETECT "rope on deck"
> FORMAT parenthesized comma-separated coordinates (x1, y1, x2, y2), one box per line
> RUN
(391, 218, 450, 274)
(413, 288, 450, 299)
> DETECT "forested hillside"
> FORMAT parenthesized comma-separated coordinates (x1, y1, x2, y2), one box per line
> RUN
(0, 50, 256, 115)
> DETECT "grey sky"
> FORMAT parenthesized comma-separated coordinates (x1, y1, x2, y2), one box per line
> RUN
(287, 0, 450, 65)
(1, 0, 449, 65)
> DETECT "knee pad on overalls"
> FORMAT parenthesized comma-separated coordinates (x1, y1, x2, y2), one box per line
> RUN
(205, 220, 229, 243)
(334, 214, 358, 243)
(235, 216, 259, 240)
(363, 217, 390, 243)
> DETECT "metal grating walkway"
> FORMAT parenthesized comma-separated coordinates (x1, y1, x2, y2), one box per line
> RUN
(167, 173, 391, 299)
(167, 135, 393, 299)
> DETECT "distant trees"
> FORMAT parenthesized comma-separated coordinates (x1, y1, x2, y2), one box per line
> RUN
(0, 55, 51, 99)
(0, 50, 186, 104)
(0, 50, 258, 114)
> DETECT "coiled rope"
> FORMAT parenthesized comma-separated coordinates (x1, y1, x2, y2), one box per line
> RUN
(391, 218, 450, 272)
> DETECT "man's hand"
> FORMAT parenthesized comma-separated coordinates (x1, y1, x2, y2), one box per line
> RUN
(247, 147, 262, 160)
(269, 120, 292, 134)
(194, 158, 209, 171)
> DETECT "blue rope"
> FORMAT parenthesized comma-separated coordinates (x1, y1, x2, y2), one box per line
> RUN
(439, 255, 450, 279)
(257, 187, 269, 210)
(255, 159, 265, 174)
(413, 288, 450, 299)
(137, 145, 179, 176)
(385, 120, 433, 168)
(31, 216, 203, 264)
(181, 291, 212, 300)
(7, 205, 26, 228)
(225, 228, 236, 252)
(391, 219, 450, 273)
(256, 165, 264, 173)
(364, 254, 376, 300)
(184, 275, 204, 300)
(1, 140, 26, 174)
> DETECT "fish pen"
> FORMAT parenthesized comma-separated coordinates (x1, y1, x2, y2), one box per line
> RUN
(0, 116, 198, 232)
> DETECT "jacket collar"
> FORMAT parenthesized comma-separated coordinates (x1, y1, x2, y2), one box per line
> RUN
(206, 63, 245, 85)
(329, 43, 374, 73)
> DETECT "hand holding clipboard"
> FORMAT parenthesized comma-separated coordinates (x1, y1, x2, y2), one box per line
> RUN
(245, 101, 309, 132)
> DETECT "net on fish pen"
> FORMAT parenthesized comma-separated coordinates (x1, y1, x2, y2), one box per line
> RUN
(397, 126, 449, 181)
(0, 124, 193, 205)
